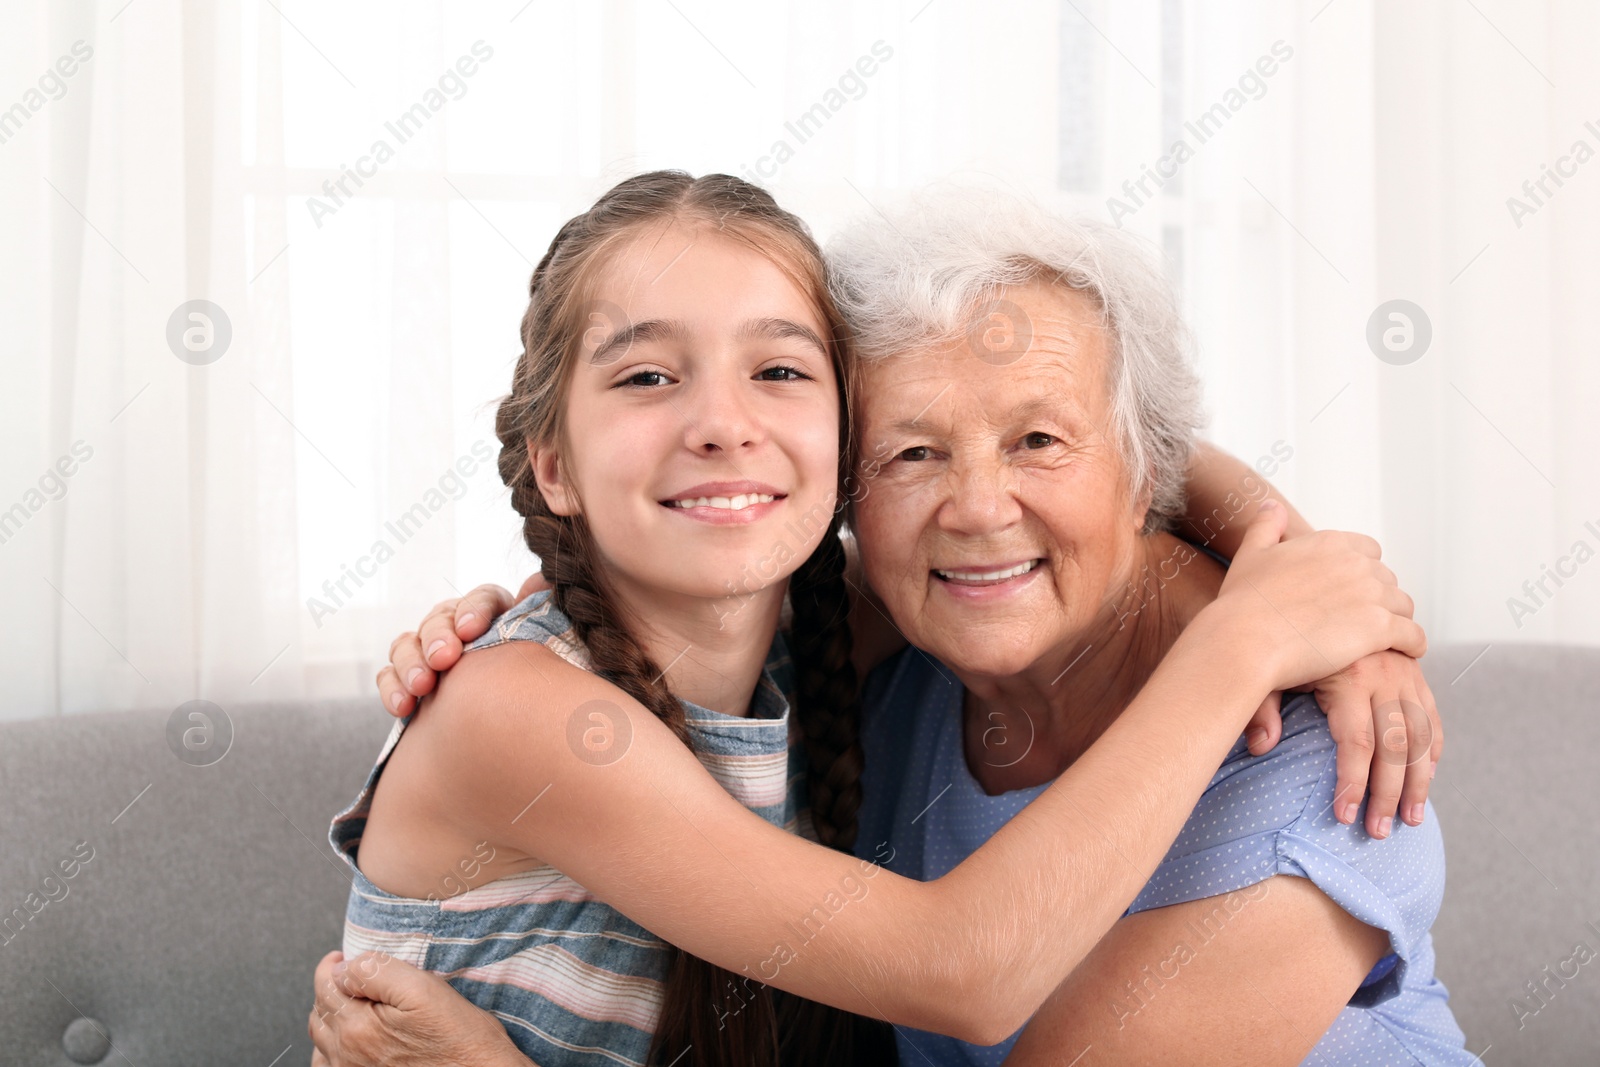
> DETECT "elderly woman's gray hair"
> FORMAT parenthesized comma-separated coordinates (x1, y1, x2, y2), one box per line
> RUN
(825, 188, 1205, 533)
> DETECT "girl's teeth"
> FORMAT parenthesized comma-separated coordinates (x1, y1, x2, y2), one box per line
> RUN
(672, 493, 777, 511)
(937, 560, 1038, 582)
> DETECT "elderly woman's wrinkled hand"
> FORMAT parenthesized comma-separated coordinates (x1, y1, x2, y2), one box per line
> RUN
(309, 951, 531, 1067)
(375, 574, 547, 717)
(1310, 650, 1441, 838)
(1250, 648, 1443, 839)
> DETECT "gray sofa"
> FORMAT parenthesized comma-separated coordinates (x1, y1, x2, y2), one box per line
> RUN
(2, 644, 1595, 1065)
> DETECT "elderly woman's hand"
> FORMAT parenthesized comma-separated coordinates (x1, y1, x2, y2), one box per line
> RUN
(1316, 651, 1440, 836)
(1244, 651, 1441, 838)
(309, 951, 531, 1067)
(376, 574, 549, 716)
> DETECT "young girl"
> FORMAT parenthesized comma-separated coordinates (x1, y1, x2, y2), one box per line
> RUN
(322, 172, 1426, 1067)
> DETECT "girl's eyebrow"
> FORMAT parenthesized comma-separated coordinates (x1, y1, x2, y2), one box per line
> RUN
(737, 317, 827, 355)
(590, 318, 687, 365)
(589, 317, 825, 364)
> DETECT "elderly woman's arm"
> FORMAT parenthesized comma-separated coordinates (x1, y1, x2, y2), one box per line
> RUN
(1000, 876, 1388, 1066)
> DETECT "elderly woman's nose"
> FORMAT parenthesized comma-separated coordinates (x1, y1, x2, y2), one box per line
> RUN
(938, 456, 1023, 534)
(682, 374, 765, 453)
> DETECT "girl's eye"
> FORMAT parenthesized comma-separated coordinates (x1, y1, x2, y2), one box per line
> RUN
(1023, 432, 1055, 449)
(756, 364, 813, 382)
(898, 446, 932, 462)
(621, 370, 670, 388)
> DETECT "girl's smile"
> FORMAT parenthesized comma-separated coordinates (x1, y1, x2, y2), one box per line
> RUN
(660, 480, 788, 525)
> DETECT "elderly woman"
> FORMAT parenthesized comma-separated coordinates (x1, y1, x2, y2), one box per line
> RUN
(317, 190, 1462, 1066)
(831, 193, 1469, 1064)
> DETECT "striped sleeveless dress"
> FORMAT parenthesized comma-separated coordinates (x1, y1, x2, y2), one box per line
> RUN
(330, 589, 812, 1066)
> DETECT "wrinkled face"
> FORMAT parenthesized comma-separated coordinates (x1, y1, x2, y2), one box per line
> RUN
(533, 222, 841, 604)
(851, 280, 1148, 678)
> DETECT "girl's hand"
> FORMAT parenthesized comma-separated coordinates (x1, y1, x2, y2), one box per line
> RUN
(1207, 502, 1427, 696)
(308, 950, 531, 1067)
(375, 574, 546, 716)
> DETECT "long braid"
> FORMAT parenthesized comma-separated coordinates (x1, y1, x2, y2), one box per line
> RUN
(779, 515, 897, 1062)
(786, 516, 867, 851)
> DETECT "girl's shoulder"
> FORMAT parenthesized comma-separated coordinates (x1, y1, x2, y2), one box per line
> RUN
(407, 626, 643, 826)
(424, 587, 627, 761)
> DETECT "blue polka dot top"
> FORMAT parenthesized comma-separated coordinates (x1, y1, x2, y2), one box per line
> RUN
(855, 647, 1477, 1066)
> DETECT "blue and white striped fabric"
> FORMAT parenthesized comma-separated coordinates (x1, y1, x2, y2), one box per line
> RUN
(856, 646, 1476, 1066)
(331, 589, 810, 1067)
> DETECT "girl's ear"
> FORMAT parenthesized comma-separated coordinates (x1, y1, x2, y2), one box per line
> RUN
(530, 440, 580, 516)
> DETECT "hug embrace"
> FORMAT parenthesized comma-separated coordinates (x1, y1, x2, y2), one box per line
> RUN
(308, 172, 1473, 1067)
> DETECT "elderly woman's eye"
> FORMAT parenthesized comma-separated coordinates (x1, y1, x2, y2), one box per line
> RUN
(1024, 432, 1056, 449)
(899, 446, 932, 462)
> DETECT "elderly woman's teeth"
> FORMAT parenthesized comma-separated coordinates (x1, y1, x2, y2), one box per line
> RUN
(935, 560, 1039, 582)
(671, 494, 777, 511)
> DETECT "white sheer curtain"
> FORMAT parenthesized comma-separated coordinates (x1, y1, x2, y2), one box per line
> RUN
(1171, 0, 1600, 652)
(2, 0, 1594, 721)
